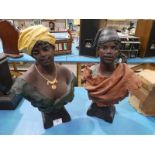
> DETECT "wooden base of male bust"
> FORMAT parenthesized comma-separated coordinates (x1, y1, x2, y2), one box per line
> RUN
(87, 102, 116, 123)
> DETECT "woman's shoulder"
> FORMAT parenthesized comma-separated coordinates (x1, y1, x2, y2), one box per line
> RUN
(57, 64, 70, 72)
(57, 64, 72, 77)
(20, 64, 36, 83)
(56, 64, 76, 84)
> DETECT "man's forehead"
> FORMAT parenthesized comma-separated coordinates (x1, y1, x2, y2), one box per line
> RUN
(99, 41, 119, 46)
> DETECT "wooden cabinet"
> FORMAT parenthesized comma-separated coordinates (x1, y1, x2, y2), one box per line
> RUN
(52, 30, 73, 55)
(79, 19, 100, 57)
(0, 20, 20, 57)
(129, 64, 155, 116)
(135, 20, 155, 57)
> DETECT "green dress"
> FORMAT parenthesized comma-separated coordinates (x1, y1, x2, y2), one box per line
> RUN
(10, 73, 76, 113)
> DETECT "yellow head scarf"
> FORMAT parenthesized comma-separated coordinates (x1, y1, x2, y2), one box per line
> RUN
(18, 25, 56, 55)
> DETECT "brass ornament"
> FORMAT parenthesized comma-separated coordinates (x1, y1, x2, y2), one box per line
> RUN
(51, 84, 57, 90)
(35, 65, 58, 90)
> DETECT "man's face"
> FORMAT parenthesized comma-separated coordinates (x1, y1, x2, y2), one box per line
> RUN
(98, 41, 119, 64)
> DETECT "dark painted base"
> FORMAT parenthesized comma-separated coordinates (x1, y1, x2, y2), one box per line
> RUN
(87, 102, 116, 123)
(0, 94, 22, 110)
(41, 107, 71, 129)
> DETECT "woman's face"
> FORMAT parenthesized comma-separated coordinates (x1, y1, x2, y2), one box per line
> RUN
(32, 47, 54, 66)
(98, 41, 119, 64)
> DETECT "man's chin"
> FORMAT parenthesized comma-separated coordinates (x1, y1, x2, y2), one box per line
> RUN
(102, 58, 114, 64)
(104, 61, 113, 64)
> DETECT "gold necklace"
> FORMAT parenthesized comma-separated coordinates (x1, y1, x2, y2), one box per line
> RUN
(34, 64, 58, 90)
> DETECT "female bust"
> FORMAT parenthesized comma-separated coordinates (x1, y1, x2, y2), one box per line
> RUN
(82, 27, 141, 123)
(10, 25, 76, 129)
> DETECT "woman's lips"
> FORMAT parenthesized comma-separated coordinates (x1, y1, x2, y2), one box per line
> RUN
(40, 57, 51, 62)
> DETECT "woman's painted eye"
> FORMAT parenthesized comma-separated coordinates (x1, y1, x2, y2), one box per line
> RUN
(43, 47, 49, 51)
(33, 51, 39, 55)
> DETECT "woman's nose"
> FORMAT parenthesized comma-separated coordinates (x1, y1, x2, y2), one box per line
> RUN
(40, 51, 47, 56)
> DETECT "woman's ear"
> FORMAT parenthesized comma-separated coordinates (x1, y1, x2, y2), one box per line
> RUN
(31, 51, 38, 59)
(31, 52, 35, 58)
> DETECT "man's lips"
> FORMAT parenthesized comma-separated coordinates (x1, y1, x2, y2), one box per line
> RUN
(103, 56, 114, 61)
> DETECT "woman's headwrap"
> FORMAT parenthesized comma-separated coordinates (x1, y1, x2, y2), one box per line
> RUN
(93, 27, 121, 47)
(18, 25, 56, 55)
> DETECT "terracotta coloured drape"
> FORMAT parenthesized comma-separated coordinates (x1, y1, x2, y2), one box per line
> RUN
(83, 63, 141, 106)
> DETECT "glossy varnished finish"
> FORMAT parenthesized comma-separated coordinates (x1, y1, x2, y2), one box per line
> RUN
(0, 20, 20, 56)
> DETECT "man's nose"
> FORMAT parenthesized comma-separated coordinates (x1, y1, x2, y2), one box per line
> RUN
(106, 48, 113, 54)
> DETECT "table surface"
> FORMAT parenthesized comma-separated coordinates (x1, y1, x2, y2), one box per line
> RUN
(0, 87, 155, 135)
